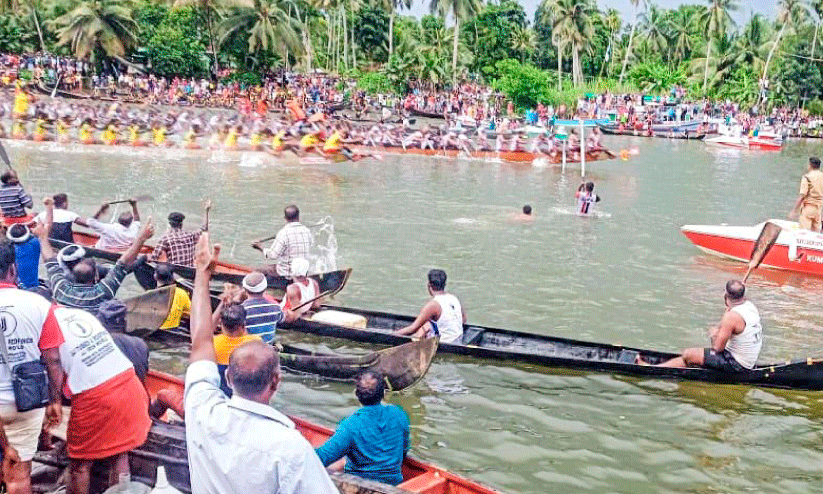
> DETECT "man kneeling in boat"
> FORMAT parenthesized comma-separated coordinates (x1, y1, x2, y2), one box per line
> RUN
(395, 269, 465, 344)
(639, 280, 762, 371)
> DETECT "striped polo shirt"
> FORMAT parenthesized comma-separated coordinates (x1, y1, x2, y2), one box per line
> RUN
(242, 295, 284, 344)
(0, 183, 33, 218)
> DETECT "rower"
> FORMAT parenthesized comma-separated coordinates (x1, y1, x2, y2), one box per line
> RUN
(85, 200, 141, 250)
(282, 258, 320, 317)
(789, 157, 823, 231)
(640, 281, 762, 371)
(252, 205, 313, 277)
(575, 182, 601, 215)
(396, 269, 465, 343)
(0, 170, 34, 226)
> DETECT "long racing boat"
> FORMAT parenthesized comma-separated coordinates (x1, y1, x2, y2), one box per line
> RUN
(682, 219, 823, 277)
(280, 306, 823, 390)
(349, 144, 617, 164)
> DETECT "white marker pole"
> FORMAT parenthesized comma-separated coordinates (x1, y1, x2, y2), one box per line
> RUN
(580, 119, 586, 178)
(562, 140, 566, 172)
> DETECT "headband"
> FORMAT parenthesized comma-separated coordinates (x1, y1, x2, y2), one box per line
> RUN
(5, 225, 30, 244)
(242, 273, 267, 293)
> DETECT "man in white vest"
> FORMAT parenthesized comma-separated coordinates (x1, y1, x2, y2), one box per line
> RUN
(396, 269, 466, 344)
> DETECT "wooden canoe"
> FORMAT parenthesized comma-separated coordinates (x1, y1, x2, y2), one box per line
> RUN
(123, 285, 175, 338)
(142, 370, 501, 493)
(151, 328, 437, 392)
(51, 230, 352, 297)
(280, 336, 438, 391)
(32, 370, 502, 493)
(408, 107, 445, 119)
(279, 306, 823, 391)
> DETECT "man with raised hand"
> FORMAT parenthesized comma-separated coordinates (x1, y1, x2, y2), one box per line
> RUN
(184, 229, 338, 494)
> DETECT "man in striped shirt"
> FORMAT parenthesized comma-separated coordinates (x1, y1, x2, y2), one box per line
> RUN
(38, 214, 156, 313)
(0, 171, 33, 224)
(240, 271, 296, 343)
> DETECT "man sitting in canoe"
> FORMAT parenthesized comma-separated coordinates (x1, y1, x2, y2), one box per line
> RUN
(395, 269, 465, 344)
(241, 271, 297, 344)
(316, 370, 410, 485)
(252, 205, 312, 277)
(281, 258, 321, 318)
(0, 170, 34, 226)
(152, 204, 209, 267)
(639, 280, 762, 371)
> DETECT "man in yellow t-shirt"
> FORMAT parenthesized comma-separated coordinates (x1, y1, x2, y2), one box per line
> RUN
(155, 264, 191, 330)
(790, 157, 823, 231)
(214, 302, 262, 396)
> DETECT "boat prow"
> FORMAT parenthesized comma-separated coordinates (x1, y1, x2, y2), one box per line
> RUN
(681, 220, 823, 276)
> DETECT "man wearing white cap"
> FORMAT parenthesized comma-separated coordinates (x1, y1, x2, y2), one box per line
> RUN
(241, 271, 296, 344)
(282, 258, 320, 318)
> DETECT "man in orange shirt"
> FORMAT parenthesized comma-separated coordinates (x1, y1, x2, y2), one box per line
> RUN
(212, 303, 261, 396)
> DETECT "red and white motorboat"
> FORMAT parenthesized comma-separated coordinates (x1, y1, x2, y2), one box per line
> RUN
(704, 134, 783, 150)
(681, 219, 823, 277)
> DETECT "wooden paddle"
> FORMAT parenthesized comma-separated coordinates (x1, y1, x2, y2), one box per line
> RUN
(0, 139, 16, 174)
(743, 221, 783, 283)
(107, 194, 154, 205)
(289, 288, 334, 313)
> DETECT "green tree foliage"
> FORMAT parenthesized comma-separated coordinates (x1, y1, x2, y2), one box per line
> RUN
(491, 58, 553, 108)
(469, 0, 528, 78)
(353, 5, 388, 63)
(146, 24, 207, 78)
(53, 0, 139, 59)
(628, 61, 686, 92)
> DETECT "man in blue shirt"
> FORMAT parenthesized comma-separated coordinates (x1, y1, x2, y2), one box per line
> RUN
(240, 271, 296, 343)
(316, 370, 410, 485)
(7, 224, 40, 289)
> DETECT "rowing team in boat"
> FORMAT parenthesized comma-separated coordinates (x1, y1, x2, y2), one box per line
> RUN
(3, 86, 610, 162)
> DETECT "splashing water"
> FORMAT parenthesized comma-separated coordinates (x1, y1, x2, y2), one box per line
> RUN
(551, 206, 612, 219)
(311, 216, 338, 272)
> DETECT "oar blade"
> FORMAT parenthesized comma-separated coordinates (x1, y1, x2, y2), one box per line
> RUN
(748, 221, 783, 271)
(0, 139, 11, 168)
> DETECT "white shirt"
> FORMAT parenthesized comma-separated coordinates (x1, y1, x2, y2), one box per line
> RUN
(53, 307, 133, 395)
(727, 301, 763, 369)
(87, 218, 141, 250)
(264, 222, 313, 277)
(184, 360, 339, 494)
(433, 293, 463, 344)
(35, 209, 79, 225)
(0, 286, 61, 404)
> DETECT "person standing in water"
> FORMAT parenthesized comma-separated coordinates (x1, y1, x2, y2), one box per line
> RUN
(575, 182, 601, 215)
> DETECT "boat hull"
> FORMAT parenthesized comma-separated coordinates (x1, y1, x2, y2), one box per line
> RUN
(681, 220, 823, 277)
(280, 306, 823, 390)
(704, 135, 783, 150)
(52, 230, 352, 297)
(350, 144, 617, 164)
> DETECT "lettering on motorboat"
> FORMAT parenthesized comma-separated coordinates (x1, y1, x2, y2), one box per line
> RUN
(806, 255, 823, 264)
(796, 238, 823, 249)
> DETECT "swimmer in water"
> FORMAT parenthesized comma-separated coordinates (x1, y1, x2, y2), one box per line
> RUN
(575, 182, 601, 215)
(513, 205, 535, 221)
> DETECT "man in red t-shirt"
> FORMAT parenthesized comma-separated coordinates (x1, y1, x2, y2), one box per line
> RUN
(0, 235, 64, 494)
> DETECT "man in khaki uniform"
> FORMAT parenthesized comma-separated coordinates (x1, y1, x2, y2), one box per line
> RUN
(790, 157, 823, 231)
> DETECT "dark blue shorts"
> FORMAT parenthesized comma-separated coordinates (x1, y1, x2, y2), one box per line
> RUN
(703, 348, 745, 372)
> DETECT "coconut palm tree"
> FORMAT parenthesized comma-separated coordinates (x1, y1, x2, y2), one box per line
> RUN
(551, 0, 595, 86)
(619, 0, 646, 84)
(510, 25, 536, 62)
(669, 7, 695, 64)
(53, 0, 137, 59)
(599, 8, 620, 77)
(383, 0, 411, 57)
(219, 0, 303, 62)
(812, 0, 822, 58)
(699, 0, 737, 91)
(429, 0, 481, 81)
(640, 3, 668, 59)
(762, 0, 810, 81)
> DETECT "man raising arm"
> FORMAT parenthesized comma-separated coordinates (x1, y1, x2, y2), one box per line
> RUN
(185, 231, 339, 494)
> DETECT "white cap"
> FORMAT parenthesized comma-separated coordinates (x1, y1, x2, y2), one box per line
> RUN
(291, 258, 310, 277)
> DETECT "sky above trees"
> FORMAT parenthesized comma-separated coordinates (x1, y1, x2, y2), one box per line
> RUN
(408, 0, 776, 22)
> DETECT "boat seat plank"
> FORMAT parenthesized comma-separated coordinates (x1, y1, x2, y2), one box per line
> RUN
(461, 328, 483, 346)
(397, 471, 448, 493)
(618, 349, 639, 364)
